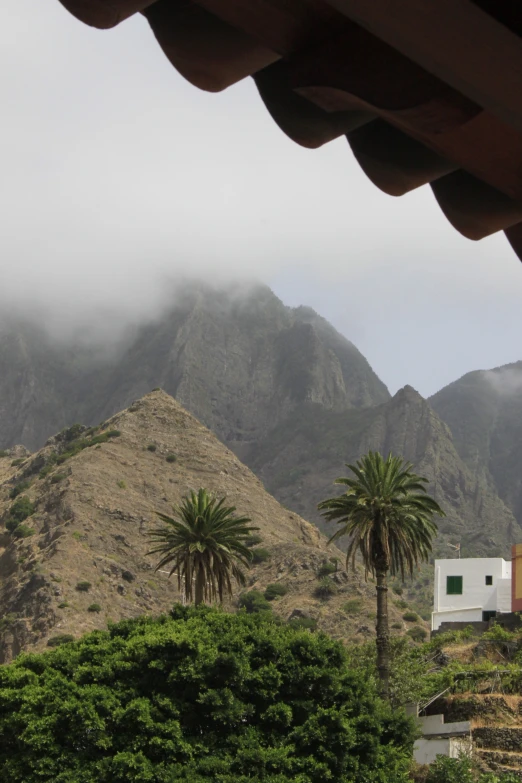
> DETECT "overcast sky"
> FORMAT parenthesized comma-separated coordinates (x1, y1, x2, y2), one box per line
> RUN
(2, 0, 522, 398)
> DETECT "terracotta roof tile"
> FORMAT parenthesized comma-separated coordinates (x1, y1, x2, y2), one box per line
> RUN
(56, 0, 522, 261)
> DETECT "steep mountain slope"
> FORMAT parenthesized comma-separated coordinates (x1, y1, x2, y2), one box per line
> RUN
(0, 391, 411, 663)
(430, 362, 522, 526)
(0, 282, 389, 453)
(248, 386, 520, 558)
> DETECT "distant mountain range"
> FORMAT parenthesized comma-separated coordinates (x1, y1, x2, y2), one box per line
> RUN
(1, 281, 520, 560)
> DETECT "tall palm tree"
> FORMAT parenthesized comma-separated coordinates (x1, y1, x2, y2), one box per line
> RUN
(148, 488, 258, 606)
(318, 451, 444, 699)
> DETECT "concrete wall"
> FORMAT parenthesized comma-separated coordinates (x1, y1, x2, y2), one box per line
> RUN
(432, 558, 512, 630)
(414, 737, 472, 765)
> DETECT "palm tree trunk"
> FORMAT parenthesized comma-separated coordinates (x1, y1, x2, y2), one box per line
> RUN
(194, 569, 205, 606)
(375, 564, 390, 700)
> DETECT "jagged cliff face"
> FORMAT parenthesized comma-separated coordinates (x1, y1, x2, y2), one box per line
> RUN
(248, 386, 520, 558)
(0, 392, 411, 662)
(0, 282, 519, 567)
(430, 362, 522, 528)
(0, 283, 389, 454)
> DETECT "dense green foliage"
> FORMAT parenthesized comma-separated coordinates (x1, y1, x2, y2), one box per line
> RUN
(149, 489, 257, 605)
(0, 607, 416, 783)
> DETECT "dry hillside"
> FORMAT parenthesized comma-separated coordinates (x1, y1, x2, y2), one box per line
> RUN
(0, 391, 417, 662)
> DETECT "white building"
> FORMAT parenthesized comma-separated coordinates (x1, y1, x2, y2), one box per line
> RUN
(432, 557, 512, 631)
(413, 714, 472, 765)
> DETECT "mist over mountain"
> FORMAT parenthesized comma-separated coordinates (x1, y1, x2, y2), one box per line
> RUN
(0, 280, 520, 564)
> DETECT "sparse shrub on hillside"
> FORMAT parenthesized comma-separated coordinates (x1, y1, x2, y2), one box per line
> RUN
(391, 622, 402, 629)
(482, 622, 516, 642)
(11, 458, 25, 467)
(396, 599, 408, 609)
(50, 473, 66, 485)
(238, 590, 271, 613)
(12, 524, 35, 538)
(152, 387, 161, 391)
(57, 602, 69, 609)
(105, 430, 121, 438)
(166, 454, 177, 463)
(46, 634, 74, 647)
(147, 444, 157, 452)
(343, 598, 363, 614)
(407, 626, 427, 642)
(5, 496, 35, 531)
(116, 480, 126, 489)
(87, 603, 102, 613)
(245, 534, 263, 548)
(402, 612, 419, 623)
(288, 616, 318, 631)
(251, 547, 271, 564)
(9, 480, 32, 499)
(314, 577, 338, 600)
(317, 560, 337, 578)
(264, 583, 288, 601)
(76, 581, 91, 593)
(0, 614, 17, 632)
(0, 450, 8, 458)
(392, 584, 403, 595)
(61, 423, 85, 443)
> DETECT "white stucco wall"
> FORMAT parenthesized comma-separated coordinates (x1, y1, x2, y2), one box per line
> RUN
(414, 737, 472, 765)
(432, 558, 512, 630)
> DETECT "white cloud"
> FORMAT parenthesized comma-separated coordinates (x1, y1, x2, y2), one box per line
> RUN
(1, 0, 521, 396)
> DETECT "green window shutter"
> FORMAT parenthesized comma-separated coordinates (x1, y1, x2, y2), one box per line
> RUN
(446, 575, 463, 595)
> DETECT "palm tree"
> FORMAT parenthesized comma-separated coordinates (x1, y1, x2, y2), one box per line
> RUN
(148, 488, 258, 606)
(318, 451, 444, 699)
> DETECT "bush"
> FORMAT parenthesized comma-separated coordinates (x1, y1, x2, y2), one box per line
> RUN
(391, 622, 402, 629)
(6, 496, 35, 531)
(146, 444, 157, 452)
(395, 599, 408, 609)
(402, 612, 419, 623)
(50, 473, 66, 485)
(245, 534, 263, 548)
(343, 598, 364, 614)
(317, 560, 337, 578)
(9, 480, 31, 499)
(46, 634, 75, 647)
(288, 616, 318, 631)
(12, 524, 35, 539)
(61, 424, 85, 443)
(116, 480, 126, 489)
(238, 590, 272, 613)
(166, 454, 177, 463)
(264, 583, 288, 601)
(76, 581, 91, 593)
(392, 585, 403, 595)
(482, 623, 516, 642)
(58, 602, 69, 609)
(407, 626, 428, 642)
(314, 577, 338, 600)
(251, 547, 271, 564)
(10, 458, 25, 467)
(0, 450, 8, 458)
(152, 387, 161, 391)
(87, 604, 102, 613)
(105, 430, 121, 438)
(0, 606, 417, 783)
